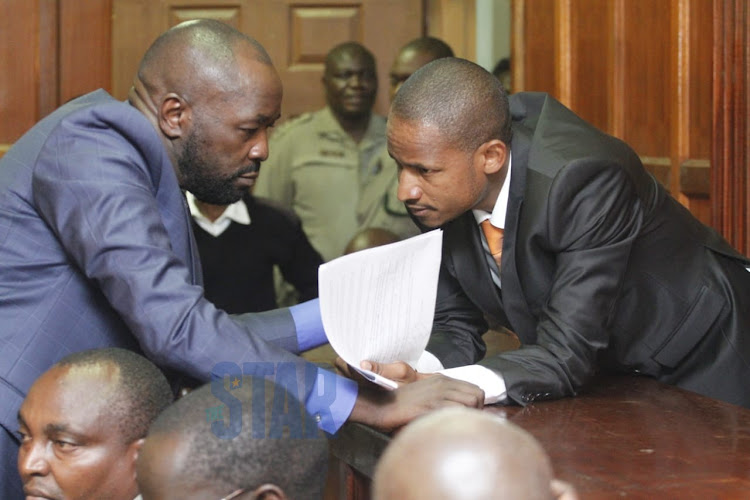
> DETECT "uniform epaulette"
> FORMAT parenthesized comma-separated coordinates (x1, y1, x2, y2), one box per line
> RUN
(270, 112, 315, 141)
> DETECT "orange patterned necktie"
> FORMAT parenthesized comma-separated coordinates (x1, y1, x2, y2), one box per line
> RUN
(480, 219, 504, 269)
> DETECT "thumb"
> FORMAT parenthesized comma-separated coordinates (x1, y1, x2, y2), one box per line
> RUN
(360, 360, 378, 373)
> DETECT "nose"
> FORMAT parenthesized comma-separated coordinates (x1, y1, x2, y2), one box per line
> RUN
(397, 167, 422, 203)
(18, 440, 50, 479)
(348, 72, 366, 89)
(248, 128, 270, 162)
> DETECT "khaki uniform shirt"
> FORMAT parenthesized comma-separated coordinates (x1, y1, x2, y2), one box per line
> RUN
(255, 107, 386, 261)
(355, 146, 421, 240)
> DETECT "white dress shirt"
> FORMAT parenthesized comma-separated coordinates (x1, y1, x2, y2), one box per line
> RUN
(186, 191, 251, 237)
(419, 154, 513, 404)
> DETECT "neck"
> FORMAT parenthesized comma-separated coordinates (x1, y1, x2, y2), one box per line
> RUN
(333, 111, 371, 144)
(128, 78, 180, 175)
(194, 198, 229, 222)
(478, 160, 510, 213)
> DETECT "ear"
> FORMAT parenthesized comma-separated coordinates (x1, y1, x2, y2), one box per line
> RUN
(128, 438, 146, 468)
(476, 139, 508, 176)
(158, 93, 190, 139)
(250, 483, 287, 500)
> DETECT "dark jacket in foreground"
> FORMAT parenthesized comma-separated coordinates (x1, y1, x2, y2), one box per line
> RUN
(428, 92, 750, 407)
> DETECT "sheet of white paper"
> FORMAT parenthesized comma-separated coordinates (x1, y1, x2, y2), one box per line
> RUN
(319, 230, 443, 384)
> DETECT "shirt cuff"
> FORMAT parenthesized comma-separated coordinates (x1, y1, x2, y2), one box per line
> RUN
(305, 367, 359, 435)
(437, 365, 506, 404)
(415, 351, 444, 372)
(290, 299, 327, 351)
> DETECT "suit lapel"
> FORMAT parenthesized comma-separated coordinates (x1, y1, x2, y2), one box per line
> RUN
(498, 120, 537, 341)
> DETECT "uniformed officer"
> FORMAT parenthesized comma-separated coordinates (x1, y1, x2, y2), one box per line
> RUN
(255, 42, 385, 262)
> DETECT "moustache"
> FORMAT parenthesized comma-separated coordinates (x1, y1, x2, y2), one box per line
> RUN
(234, 161, 261, 178)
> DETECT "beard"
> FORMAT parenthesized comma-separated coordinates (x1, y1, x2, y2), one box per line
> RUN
(177, 128, 259, 206)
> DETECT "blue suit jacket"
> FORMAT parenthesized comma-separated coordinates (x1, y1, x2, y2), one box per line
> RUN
(0, 91, 332, 438)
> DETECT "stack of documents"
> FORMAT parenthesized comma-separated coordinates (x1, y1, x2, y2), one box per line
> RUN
(319, 230, 443, 389)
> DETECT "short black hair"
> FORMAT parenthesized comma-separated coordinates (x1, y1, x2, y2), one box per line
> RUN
(325, 41, 376, 74)
(56, 348, 173, 444)
(390, 57, 512, 152)
(400, 37, 454, 59)
(147, 376, 329, 498)
(137, 18, 272, 96)
(492, 57, 511, 77)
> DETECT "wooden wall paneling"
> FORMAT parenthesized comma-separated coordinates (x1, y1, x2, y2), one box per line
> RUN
(618, 0, 673, 188)
(0, 0, 55, 159)
(38, 0, 60, 118)
(712, 0, 749, 255)
(513, 0, 556, 95)
(111, 0, 171, 100)
(59, 0, 112, 103)
(426, 0, 476, 61)
(674, 0, 713, 226)
(566, 0, 613, 131)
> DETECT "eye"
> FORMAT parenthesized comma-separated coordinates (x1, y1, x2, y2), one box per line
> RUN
(16, 430, 30, 443)
(53, 439, 79, 451)
(240, 128, 258, 137)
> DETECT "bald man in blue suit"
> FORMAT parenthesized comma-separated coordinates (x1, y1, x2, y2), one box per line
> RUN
(0, 20, 482, 498)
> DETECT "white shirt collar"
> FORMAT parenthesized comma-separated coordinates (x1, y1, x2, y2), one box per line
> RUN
(472, 151, 512, 228)
(186, 191, 251, 237)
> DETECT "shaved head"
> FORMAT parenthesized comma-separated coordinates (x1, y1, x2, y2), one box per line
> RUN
(389, 57, 512, 153)
(129, 19, 283, 206)
(374, 408, 570, 500)
(137, 19, 272, 102)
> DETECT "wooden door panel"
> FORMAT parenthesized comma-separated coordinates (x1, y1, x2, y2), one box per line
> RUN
(111, 0, 423, 121)
(0, 0, 47, 157)
(513, 0, 713, 227)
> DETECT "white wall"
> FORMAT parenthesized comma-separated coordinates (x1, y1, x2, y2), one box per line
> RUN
(475, 0, 511, 72)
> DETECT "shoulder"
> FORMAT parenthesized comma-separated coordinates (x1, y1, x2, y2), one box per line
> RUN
(269, 110, 322, 142)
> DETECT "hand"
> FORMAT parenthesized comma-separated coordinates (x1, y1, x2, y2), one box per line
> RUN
(334, 357, 427, 386)
(348, 374, 485, 432)
(359, 360, 425, 384)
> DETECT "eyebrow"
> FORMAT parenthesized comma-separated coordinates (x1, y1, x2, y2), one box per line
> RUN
(250, 113, 280, 127)
(44, 423, 72, 435)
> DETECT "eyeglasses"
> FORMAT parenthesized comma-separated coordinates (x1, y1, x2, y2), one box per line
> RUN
(220, 488, 246, 500)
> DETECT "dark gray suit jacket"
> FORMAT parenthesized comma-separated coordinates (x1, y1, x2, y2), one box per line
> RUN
(428, 92, 750, 407)
(0, 91, 323, 442)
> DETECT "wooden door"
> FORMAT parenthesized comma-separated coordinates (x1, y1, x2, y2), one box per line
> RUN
(111, 0, 423, 121)
(512, 0, 715, 228)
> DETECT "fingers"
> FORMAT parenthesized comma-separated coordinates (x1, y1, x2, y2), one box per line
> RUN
(422, 375, 485, 409)
(362, 360, 418, 384)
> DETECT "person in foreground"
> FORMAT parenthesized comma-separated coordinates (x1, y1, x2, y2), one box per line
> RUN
(373, 408, 578, 500)
(373, 57, 750, 407)
(0, 20, 482, 498)
(137, 376, 327, 500)
(16, 348, 173, 500)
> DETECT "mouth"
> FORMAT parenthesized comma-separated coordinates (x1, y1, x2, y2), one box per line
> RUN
(24, 487, 57, 500)
(406, 205, 431, 217)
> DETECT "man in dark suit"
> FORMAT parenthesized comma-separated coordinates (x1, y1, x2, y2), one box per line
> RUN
(377, 57, 750, 408)
(0, 21, 482, 498)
